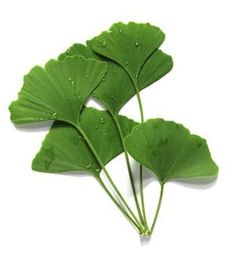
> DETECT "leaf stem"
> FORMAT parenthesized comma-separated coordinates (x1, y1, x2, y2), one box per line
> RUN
(97, 177, 141, 231)
(132, 81, 148, 228)
(150, 183, 164, 233)
(76, 124, 143, 230)
(112, 114, 145, 227)
(139, 167, 148, 227)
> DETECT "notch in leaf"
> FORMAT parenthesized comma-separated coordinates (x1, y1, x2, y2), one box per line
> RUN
(125, 119, 219, 233)
(9, 56, 143, 232)
(32, 107, 138, 177)
(59, 24, 173, 115)
(9, 55, 107, 126)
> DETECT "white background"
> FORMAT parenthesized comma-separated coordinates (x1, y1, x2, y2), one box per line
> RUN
(0, 0, 235, 278)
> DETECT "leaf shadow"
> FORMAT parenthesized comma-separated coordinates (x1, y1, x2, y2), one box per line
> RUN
(14, 121, 54, 132)
(129, 161, 217, 196)
(171, 176, 218, 190)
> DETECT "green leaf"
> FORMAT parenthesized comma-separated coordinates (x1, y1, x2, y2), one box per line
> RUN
(90, 22, 172, 87)
(32, 107, 138, 176)
(58, 26, 173, 114)
(9, 55, 107, 126)
(58, 43, 134, 114)
(125, 119, 218, 185)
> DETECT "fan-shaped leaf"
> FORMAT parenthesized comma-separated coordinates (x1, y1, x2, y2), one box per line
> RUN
(9, 56, 107, 126)
(125, 119, 218, 185)
(32, 108, 138, 176)
(59, 29, 173, 114)
(90, 22, 164, 82)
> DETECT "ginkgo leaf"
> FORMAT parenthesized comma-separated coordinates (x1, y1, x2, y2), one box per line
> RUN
(58, 36, 172, 114)
(58, 43, 134, 114)
(9, 55, 107, 126)
(90, 22, 172, 88)
(32, 121, 100, 175)
(32, 107, 138, 176)
(125, 119, 219, 185)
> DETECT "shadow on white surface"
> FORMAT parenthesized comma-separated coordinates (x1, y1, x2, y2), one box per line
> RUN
(14, 121, 53, 132)
(130, 160, 217, 193)
(171, 176, 218, 190)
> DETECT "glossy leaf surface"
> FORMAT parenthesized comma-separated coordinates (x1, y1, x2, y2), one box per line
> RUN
(32, 108, 137, 176)
(125, 119, 219, 185)
(9, 56, 107, 126)
(59, 31, 173, 114)
(90, 22, 172, 87)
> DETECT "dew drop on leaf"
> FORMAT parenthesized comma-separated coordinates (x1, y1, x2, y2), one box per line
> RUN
(125, 61, 129, 65)
(86, 163, 91, 169)
(102, 41, 107, 47)
(135, 41, 140, 47)
(100, 117, 105, 124)
(50, 112, 58, 120)
(111, 94, 114, 100)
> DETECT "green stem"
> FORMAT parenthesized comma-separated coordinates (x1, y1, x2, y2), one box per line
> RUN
(150, 184, 164, 233)
(76, 124, 143, 230)
(132, 82, 148, 228)
(97, 177, 141, 231)
(140, 167, 148, 227)
(112, 114, 145, 227)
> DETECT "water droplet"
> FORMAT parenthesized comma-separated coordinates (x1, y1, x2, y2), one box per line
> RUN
(100, 117, 105, 124)
(66, 48, 71, 55)
(86, 163, 91, 169)
(40, 118, 44, 121)
(102, 41, 106, 47)
(71, 80, 74, 86)
(102, 77, 105, 81)
(96, 168, 100, 172)
(78, 135, 82, 139)
(135, 41, 140, 47)
(95, 125, 99, 129)
(68, 77, 72, 81)
(119, 29, 123, 33)
(111, 94, 114, 100)
(135, 74, 139, 78)
(50, 112, 58, 119)
(86, 74, 89, 78)
(125, 61, 129, 65)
